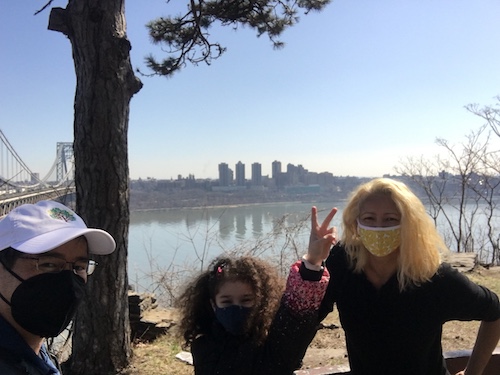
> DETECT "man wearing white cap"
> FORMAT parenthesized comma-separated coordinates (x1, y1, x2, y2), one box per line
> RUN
(0, 200, 116, 374)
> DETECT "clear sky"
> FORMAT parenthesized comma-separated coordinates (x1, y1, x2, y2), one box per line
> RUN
(1, 0, 500, 181)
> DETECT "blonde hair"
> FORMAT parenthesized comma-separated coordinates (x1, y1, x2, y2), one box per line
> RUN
(342, 178, 449, 290)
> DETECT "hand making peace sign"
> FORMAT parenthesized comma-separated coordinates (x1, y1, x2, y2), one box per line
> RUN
(306, 206, 338, 266)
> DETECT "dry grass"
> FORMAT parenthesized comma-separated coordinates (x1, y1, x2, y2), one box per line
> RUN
(122, 334, 192, 375)
(125, 266, 500, 375)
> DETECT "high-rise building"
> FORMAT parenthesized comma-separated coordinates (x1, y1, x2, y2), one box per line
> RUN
(218, 162, 232, 186)
(251, 162, 262, 186)
(287, 163, 299, 185)
(272, 160, 284, 188)
(235, 161, 245, 186)
(272, 160, 281, 180)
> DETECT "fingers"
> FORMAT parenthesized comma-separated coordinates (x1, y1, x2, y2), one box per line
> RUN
(310, 206, 338, 251)
(311, 206, 318, 229)
(311, 233, 337, 263)
(325, 227, 337, 242)
(308, 207, 338, 264)
(312, 206, 337, 229)
(321, 207, 338, 231)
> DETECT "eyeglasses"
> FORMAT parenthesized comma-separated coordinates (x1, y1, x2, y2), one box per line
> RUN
(19, 256, 97, 276)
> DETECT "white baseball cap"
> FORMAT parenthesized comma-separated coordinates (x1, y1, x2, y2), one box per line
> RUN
(0, 200, 116, 255)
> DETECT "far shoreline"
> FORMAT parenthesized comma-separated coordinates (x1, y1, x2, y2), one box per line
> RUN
(130, 199, 348, 213)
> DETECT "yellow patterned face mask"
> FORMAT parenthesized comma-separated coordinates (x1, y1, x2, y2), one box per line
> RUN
(357, 221, 401, 257)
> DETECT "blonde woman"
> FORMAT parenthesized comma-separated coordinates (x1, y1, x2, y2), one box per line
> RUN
(305, 178, 500, 375)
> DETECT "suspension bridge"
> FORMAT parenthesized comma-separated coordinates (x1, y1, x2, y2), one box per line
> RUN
(0, 130, 75, 216)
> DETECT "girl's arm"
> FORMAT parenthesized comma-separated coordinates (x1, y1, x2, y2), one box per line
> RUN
(282, 259, 330, 315)
(280, 206, 337, 315)
(260, 206, 338, 373)
(261, 259, 330, 374)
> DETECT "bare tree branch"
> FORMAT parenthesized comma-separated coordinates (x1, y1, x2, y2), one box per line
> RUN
(34, 0, 56, 16)
(465, 96, 500, 138)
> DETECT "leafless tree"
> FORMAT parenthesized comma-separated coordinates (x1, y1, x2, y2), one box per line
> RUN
(397, 125, 500, 261)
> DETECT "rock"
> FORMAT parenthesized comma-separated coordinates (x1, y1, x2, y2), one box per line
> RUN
(128, 291, 177, 342)
(447, 252, 477, 273)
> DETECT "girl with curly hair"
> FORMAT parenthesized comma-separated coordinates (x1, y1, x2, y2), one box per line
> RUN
(177, 251, 333, 374)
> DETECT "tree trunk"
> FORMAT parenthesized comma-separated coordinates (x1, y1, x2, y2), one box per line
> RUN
(48, 1, 142, 373)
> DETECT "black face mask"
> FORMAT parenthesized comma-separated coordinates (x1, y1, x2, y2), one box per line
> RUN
(0, 261, 86, 338)
(214, 305, 252, 335)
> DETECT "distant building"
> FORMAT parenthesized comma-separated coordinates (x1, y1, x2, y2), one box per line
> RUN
(235, 161, 245, 187)
(317, 172, 334, 187)
(272, 160, 285, 189)
(284, 184, 321, 194)
(287, 163, 299, 185)
(218, 163, 232, 186)
(272, 160, 281, 180)
(251, 162, 262, 186)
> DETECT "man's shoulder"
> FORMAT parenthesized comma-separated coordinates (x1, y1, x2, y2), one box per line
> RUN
(0, 350, 59, 375)
(0, 347, 35, 375)
(0, 335, 59, 375)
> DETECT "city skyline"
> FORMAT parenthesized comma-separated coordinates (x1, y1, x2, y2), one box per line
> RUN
(167, 160, 339, 182)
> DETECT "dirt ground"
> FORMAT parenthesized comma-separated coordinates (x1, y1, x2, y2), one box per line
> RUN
(127, 265, 500, 374)
(300, 316, 483, 369)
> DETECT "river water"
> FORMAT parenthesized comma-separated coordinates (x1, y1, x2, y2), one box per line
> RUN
(128, 202, 346, 294)
(128, 200, 499, 298)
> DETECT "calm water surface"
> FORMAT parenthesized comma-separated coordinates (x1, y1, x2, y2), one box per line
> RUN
(128, 200, 499, 294)
(128, 202, 344, 291)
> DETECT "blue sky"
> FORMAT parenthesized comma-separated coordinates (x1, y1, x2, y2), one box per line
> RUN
(1, 0, 500, 181)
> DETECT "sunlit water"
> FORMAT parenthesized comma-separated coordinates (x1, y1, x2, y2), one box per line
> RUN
(128, 201, 499, 298)
(128, 202, 344, 293)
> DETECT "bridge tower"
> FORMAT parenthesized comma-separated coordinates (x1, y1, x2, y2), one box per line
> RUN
(56, 142, 74, 183)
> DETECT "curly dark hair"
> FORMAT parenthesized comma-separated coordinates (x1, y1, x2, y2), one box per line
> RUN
(176, 255, 285, 348)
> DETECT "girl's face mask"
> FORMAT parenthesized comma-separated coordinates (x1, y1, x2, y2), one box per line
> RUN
(214, 305, 252, 335)
(357, 221, 401, 257)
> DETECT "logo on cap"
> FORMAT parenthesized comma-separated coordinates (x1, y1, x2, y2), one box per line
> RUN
(48, 208, 76, 223)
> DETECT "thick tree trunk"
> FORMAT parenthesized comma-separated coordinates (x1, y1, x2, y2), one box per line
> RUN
(48, 1, 142, 373)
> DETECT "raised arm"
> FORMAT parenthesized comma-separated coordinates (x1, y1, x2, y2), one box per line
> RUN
(261, 207, 339, 373)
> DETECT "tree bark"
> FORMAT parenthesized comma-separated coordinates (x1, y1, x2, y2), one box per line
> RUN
(48, 1, 142, 373)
